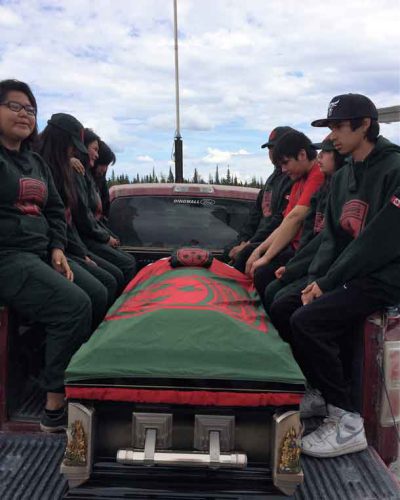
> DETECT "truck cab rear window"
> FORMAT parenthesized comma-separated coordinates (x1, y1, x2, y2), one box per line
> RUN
(108, 195, 252, 249)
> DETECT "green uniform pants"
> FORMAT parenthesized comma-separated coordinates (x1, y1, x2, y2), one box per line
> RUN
(85, 240, 136, 291)
(68, 259, 109, 329)
(0, 252, 91, 392)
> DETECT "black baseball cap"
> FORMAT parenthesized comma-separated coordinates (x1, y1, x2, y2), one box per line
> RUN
(261, 126, 293, 148)
(47, 113, 88, 154)
(312, 135, 336, 152)
(311, 93, 378, 127)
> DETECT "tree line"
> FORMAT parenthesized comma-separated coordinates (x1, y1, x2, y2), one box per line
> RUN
(107, 165, 265, 189)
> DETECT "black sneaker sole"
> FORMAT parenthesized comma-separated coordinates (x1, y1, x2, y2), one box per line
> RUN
(39, 422, 67, 433)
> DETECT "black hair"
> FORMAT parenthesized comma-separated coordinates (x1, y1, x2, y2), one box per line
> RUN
(0, 79, 38, 147)
(332, 149, 347, 170)
(349, 117, 380, 142)
(36, 125, 77, 210)
(272, 130, 317, 166)
(84, 128, 101, 147)
(96, 140, 116, 166)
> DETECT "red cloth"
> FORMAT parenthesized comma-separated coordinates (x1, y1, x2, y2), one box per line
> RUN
(66, 386, 302, 407)
(284, 162, 324, 249)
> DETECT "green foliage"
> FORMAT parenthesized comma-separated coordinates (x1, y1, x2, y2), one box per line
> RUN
(107, 165, 264, 189)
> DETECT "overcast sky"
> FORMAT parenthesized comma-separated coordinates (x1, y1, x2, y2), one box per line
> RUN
(0, 0, 399, 181)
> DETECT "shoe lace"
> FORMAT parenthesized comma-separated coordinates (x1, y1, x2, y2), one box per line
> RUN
(314, 416, 338, 440)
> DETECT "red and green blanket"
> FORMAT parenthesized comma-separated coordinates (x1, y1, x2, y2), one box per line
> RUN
(65, 258, 304, 406)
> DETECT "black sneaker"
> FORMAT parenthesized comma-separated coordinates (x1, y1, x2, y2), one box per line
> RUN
(40, 407, 67, 433)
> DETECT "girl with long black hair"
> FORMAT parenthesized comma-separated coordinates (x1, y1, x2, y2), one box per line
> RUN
(37, 113, 118, 326)
(71, 128, 136, 293)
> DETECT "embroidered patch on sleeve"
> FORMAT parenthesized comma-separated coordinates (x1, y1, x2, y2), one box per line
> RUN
(262, 190, 272, 216)
(391, 195, 400, 208)
(339, 199, 369, 238)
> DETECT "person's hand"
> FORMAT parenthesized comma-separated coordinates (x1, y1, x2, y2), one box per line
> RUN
(108, 236, 119, 247)
(85, 256, 97, 266)
(51, 249, 74, 281)
(244, 247, 262, 276)
(228, 241, 248, 261)
(70, 157, 85, 175)
(275, 266, 286, 279)
(247, 254, 270, 279)
(301, 281, 323, 305)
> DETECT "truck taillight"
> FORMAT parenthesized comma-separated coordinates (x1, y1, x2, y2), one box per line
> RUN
(380, 341, 400, 426)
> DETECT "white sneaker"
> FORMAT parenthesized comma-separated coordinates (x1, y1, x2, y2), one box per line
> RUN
(301, 404, 368, 458)
(300, 387, 327, 419)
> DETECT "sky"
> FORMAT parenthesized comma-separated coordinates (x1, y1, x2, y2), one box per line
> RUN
(0, 0, 399, 182)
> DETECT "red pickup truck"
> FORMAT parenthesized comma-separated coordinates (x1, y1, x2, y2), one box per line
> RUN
(1, 183, 399, 499)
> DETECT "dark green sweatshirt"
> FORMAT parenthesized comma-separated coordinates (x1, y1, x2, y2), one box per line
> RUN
(72, 168, 110, 244)
(236, 167, 292, 244)
(65, 207, 89, 258)
(308, 137, 400, 303)
(0, 145, 66, 256)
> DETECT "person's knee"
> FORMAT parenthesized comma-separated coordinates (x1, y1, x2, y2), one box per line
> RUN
(122, 253, 136, 283)
(290, 305, 313, 340)
(63, 285, 92, 321)
(90, 282, 108, 314)
(269, 299, 292, 342)
(104, 275, 118, 305)
(254, 267, 268, 298)
(264, 280, 282, 314)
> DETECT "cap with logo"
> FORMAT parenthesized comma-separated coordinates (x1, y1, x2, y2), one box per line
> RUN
(47, 113, 88, 154)
(311, 93, 378, 128)
(261, 126, 293, 149)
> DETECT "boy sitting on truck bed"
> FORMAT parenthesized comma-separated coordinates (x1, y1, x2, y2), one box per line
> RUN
(245, 131, 325, 301)
(269, 93, 400, 458)
(226, 126, 293, 270)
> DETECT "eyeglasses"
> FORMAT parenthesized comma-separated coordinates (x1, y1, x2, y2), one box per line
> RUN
(0, 101, 36, 116)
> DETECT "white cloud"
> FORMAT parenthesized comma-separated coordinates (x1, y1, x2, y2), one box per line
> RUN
(0, 6, 22, 26)
(0, 0, 398, 182)
(203, 147, 251, 164)
(137, 155, 154, 162)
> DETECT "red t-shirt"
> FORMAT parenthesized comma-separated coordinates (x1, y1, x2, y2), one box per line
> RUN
(284, 162, 325, 249)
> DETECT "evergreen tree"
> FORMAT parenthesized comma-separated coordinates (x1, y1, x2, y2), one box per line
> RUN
(193, 168, 199, 184)
(226, 166, 232, 185)
(215, 164, 220, 184)
(167, 167, 174, 183)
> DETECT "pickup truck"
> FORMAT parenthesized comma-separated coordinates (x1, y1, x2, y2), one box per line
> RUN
(1, 182, 400, 499)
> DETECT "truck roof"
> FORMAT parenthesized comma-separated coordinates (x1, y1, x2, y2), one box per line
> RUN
(109, 183, 260, 202)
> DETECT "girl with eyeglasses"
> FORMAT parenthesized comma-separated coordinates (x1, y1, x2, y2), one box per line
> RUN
(0, 79, 92, 432)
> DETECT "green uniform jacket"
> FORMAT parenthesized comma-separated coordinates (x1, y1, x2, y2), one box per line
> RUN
(236, 168, 292, 244)
(308, 136, 400, 304)
(72, 168, 110, 244)
(0, 144, 66, 256)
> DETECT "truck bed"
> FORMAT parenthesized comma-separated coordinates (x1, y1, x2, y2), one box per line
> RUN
(1, 432, 399, 500)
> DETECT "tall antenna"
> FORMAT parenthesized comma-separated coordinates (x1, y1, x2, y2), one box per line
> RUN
(173, 0, 183, 182)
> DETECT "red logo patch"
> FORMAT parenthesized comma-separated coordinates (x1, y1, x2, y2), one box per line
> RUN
(15, 178, 47, 216)
(391, 196, 400, 208)
(339, 200, 369, 238)
(313, 211, 325, 234)
(262, 190, 272, 216)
